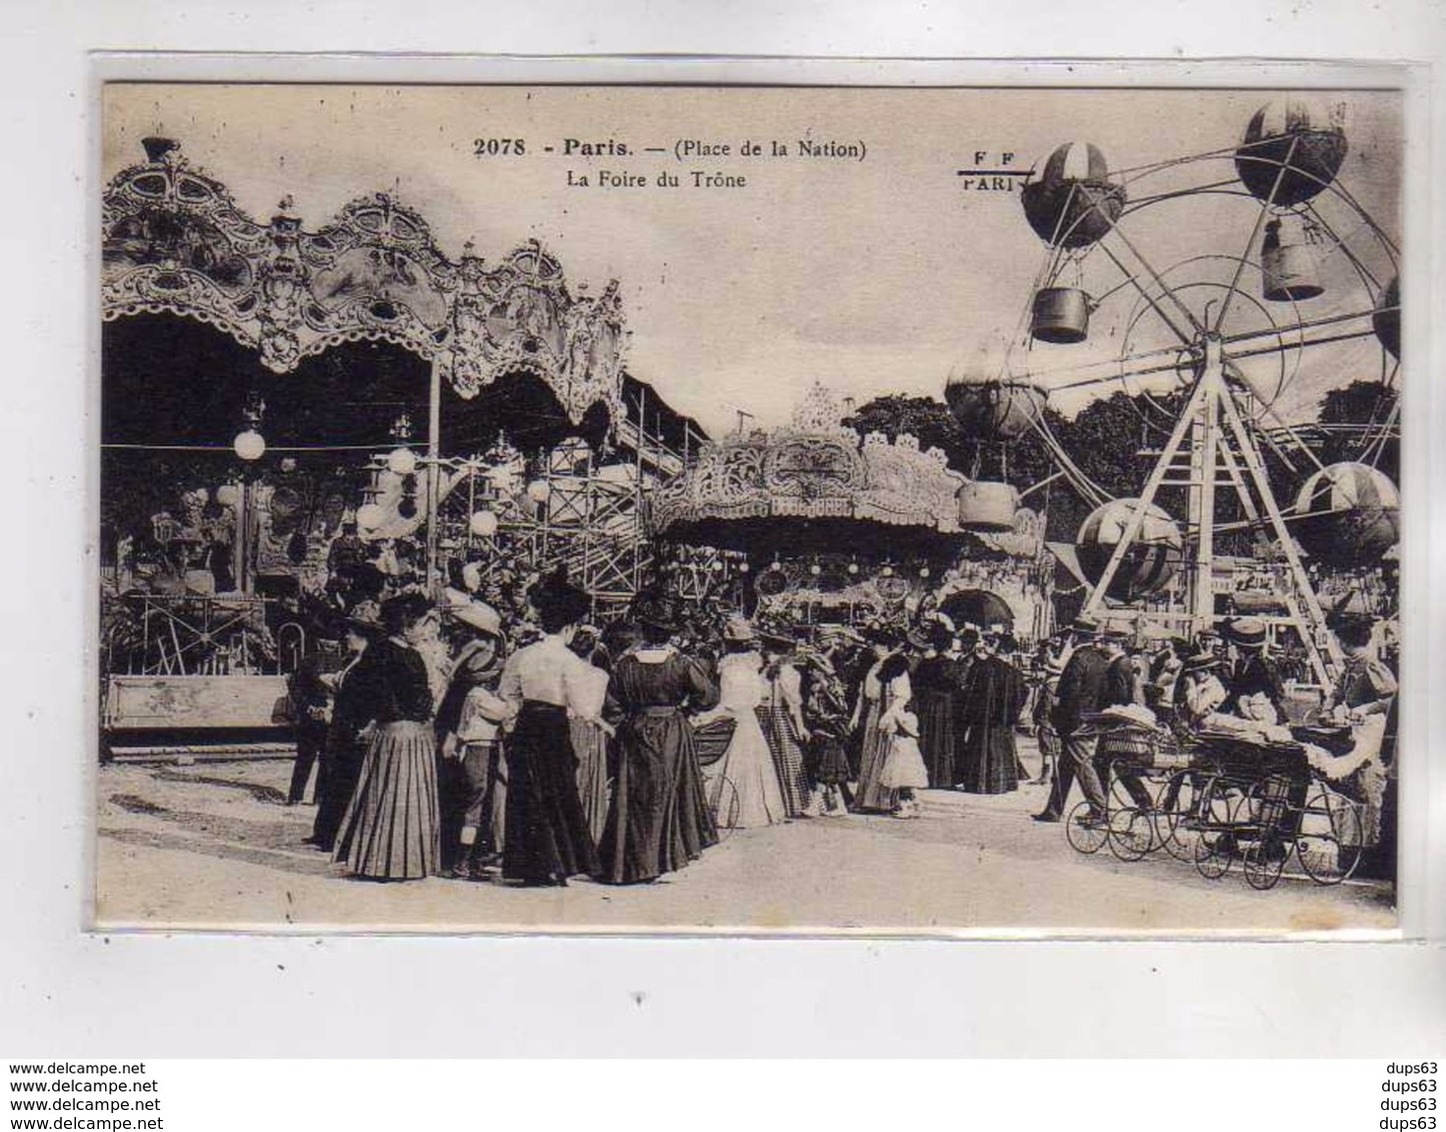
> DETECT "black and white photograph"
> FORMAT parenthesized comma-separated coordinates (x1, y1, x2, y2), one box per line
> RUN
(96, 81, 1404, 934)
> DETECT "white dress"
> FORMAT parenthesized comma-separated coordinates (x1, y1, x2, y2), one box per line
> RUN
(879, 707, 930, 790)
(701, 652, 787, 828)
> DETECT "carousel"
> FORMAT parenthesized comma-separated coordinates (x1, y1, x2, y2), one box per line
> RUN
(649, 383, 1055, 636)
(99, 136, 701, 755)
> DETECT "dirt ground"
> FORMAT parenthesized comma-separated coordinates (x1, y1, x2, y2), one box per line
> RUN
(93, 741, 1396, 936)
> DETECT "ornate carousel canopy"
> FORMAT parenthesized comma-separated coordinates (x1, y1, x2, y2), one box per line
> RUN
(650, 384, 971, 553)
(101, 137, 627, 427)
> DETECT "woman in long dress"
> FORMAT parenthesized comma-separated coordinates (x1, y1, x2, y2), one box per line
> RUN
(911, 621, 964, 790)
(496, 572, 602, 887)
(852, 629, 911, 813)
(696, 618, 787, 829)
(332, 592, 443, 880)
(567, 627, 614, 845)
(956, 632, 1028, 795)
(310, 607, 381, 853)
(599, 596, 720, 884)
(757, 632, 817, 818)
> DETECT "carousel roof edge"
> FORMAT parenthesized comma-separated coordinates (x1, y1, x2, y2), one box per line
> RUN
(100, 137, 627, 426)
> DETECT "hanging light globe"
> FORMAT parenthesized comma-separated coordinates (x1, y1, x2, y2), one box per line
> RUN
(847, 562, 859, 575)
(738, 561, 750, 574)
(809, 562, 822, 576)
(387, 446, 419, 476)
(355, 502, 385, 531)
(469, 509, 499, 538)
(526, 479, 551, 504)
(233, 429, 266, 462)
(919, 565, 931, 579)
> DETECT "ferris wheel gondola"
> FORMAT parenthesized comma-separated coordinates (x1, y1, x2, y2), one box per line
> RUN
(988, 97, 1401, 684)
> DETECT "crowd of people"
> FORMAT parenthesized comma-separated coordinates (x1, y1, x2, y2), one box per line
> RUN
(284, 561, 1400, 887)
(1028, 612, 1398, 876)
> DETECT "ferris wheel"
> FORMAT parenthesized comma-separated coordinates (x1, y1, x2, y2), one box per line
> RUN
(994, 97, 1401, 684)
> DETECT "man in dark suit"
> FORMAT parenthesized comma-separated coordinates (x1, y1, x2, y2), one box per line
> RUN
(1222, 616, 1286, 720)
(1033, 620, 1133, 823)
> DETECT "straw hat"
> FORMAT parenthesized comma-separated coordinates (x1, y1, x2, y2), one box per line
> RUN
(441, 587, 503, 638)
(1182, 649, 1221, 673)
(722, 616, 758, 645)
(1227, 616, 1267, 649)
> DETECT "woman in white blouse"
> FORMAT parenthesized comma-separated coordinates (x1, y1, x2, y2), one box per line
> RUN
(495, 572, 603, 887)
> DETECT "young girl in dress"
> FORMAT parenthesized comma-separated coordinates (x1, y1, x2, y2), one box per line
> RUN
(878, 703, 929, 819)
(801, 655, 853, 817)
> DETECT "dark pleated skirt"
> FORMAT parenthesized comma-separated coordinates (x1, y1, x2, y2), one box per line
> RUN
(599, 708, 717, 885)
(956, 721, 1020, 795)
(333, 721, 440, 879)
(812, 733, 852, 785)
(503, 702, 599, 884)
(916, 688, 958, 789)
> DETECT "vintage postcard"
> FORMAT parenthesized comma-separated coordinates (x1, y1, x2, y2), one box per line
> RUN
(96, 81, 1403, 934)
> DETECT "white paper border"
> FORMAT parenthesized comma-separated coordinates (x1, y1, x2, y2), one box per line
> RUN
(3, 6, 1442, 1058)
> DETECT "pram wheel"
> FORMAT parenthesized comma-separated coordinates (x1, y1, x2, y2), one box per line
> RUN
(1296, 782, 1364, 885)
(1242, 833, 1288, 891)
(1157, 769, 1201, 863)
(1065, 800, 1108, 854)
(1107, 807, 1154, 862)
(1193, 777, 1241, 880)
(1105, 759, 1159, 862)
(709, 776, 740, 841)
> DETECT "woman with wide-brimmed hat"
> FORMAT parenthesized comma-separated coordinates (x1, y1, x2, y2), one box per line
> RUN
(331, 592, 443, 880)
(599, 593, 720, 884)
(693, 616, 788, 828)
(851, 623, 912, 813)
(494, 570, 602, 886)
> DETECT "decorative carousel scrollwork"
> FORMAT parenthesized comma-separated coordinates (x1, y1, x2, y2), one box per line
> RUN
(649, 382, 975, 537)
(102, 138, 627, 427)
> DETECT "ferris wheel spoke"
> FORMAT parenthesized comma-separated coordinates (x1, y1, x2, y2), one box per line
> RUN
(1226, 324, 1377, 366)
(1212, 134, 1304, 336)
(1220, 304, 1378, 349)
(1095, 222, 1205, 343)
(1302, 203, 1385, 293)
(1096, 242, 1197, 348)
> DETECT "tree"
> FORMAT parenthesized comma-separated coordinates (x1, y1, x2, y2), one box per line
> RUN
(1314, 380, 1399, 482)
(843, 395, 969, 469)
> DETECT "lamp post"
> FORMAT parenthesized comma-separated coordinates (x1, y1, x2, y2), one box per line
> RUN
(231, 399, 267, 594)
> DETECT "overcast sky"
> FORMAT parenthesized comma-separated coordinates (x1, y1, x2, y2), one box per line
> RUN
(104, 84, 1402, 437)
